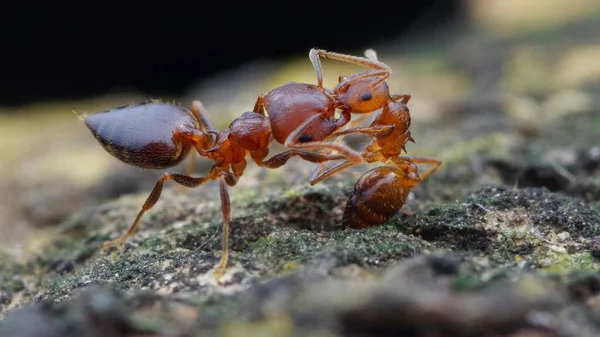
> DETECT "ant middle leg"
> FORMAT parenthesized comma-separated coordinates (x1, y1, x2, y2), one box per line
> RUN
(251, 148, 346, 169)
(103, 170, 217, 251)
(284, 114, 364, 166)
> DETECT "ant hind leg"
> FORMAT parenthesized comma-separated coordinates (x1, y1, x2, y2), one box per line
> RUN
(284, 115, 364, 167)
(103, 171, 215, 251)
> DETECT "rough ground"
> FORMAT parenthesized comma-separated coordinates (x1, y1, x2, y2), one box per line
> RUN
(2, 6, 600, 337)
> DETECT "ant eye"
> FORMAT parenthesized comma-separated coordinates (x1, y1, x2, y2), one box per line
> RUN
(299, 134, 313, 142)
(360, 92, 373, 101)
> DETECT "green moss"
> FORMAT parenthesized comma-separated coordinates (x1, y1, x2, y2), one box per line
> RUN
(540, 252, 600, 275)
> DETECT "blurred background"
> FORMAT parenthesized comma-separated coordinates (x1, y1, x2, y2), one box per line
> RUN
(2, 0, 600, 259)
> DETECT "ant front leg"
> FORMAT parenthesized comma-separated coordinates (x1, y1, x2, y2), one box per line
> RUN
(103, 169, 219, 251)
(310, 48, 392, 88)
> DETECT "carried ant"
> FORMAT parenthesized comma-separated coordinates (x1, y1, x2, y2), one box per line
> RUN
(75, 48, 440, 280)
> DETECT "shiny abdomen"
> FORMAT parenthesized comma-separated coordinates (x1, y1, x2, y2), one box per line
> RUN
(84, 102, 197, 169)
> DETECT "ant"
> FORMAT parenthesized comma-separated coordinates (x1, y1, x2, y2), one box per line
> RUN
(75, 100, 345, 279)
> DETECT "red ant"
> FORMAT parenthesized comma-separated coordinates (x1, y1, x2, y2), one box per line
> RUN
(75, 48, 440, 280)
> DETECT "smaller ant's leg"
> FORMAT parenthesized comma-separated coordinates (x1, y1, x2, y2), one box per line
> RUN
(252, 94, 266, 116)
(284, 114, 364, 165)
(393, 156, 442, 182)
(390, 94, 411, 104)
(309, 160, 357, 185)
(192, 100, 216, 131)
(214, 172, 235, 279)
(103, 171, 214, 251)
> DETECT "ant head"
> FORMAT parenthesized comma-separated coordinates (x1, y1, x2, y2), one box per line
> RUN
(333, 76, 390, 113)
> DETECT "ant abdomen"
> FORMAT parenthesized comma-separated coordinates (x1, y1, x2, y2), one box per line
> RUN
(84, 102, 196, 169)
(264, 82, 336, 143)
(342, 166, 411, 229)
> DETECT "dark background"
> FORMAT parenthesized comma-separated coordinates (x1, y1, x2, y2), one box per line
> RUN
(0, 1, 462, 107)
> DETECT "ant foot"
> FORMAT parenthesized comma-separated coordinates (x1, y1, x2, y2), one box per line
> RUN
(102, 239, 126, 253)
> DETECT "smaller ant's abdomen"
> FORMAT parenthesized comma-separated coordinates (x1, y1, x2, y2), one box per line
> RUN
(264, 82, 335, 144)
(343, 166, 410, 229)
(84, 102, 196, 169)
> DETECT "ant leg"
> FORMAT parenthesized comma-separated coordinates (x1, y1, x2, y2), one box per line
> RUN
(176, 151, 197, 193)
(103, 171, 215, 251)
(364, 49, 378, 61)
(393, 156, 442, 182)
(338, 69, 390, 90)
(319, 124, 395, 142)
(252, 94, 266, 116)
(310, 48, 391, 88)
(309, 160, 357, 186)
(309, 49, 325, 88)
(310, 48, 391, 72)
(192, 100, 216, 131)
(284, 114, 364, 165)
(391, 94, 411, 104)
(186, 151, 196, 175)
(252, 148, 346, 169)
(214, 173, 233, 278)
